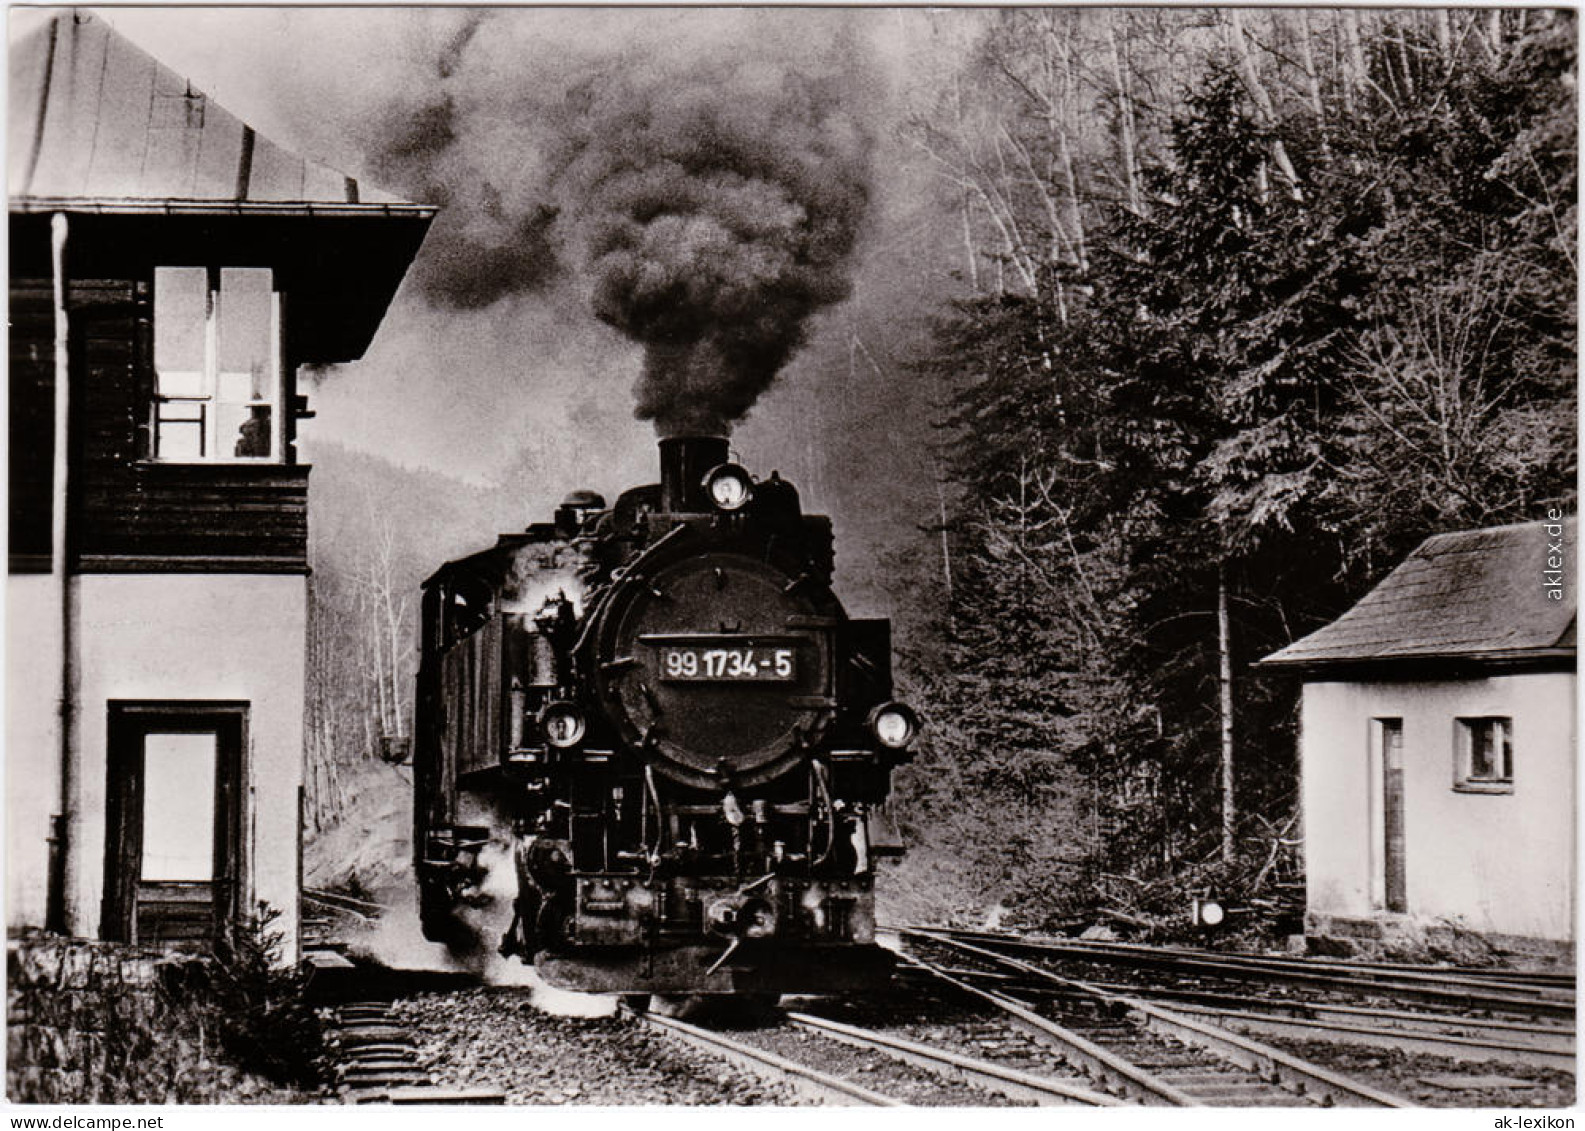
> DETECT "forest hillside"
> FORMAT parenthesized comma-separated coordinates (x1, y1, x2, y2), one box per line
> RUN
(305, 10, 1576, 937)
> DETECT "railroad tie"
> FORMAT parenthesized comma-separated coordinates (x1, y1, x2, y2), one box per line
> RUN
(331, 999, 504, 1105)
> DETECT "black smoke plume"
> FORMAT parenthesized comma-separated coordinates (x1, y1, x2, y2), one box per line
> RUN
(549, 62, 872, 436)
(367, 94, 563, 310)
(359, 14, 875, 437)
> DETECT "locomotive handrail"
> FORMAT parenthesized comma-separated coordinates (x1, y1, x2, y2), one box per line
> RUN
(668, 802, 811, 816)
(571, 523, 691, 656)
(642, 762, 664, 859)
(810, 759, 836, 868)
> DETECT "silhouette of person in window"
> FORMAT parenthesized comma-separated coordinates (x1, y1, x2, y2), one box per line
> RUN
(234, 407, 270, 457)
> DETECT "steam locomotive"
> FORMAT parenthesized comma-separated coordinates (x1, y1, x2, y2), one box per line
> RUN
(412, 437, 918, 999)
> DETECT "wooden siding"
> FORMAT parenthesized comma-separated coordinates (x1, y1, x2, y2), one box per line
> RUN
(78, 462, 310, 572)
(58, 277, 309, 574)
(136, 881, 224, 946)
(441, 615, 506, 779)
(9, 280, 54, 570)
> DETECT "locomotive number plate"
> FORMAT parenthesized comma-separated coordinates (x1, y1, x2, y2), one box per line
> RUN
(658, 645, 797, 682)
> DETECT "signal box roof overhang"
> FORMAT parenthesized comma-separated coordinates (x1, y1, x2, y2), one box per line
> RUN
(1260, 519, 1577, 680)
(8, 9, 435, 363)
(9, 208, 433, 363)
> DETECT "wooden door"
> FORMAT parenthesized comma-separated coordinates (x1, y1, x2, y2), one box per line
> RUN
(103, 704, 244, 946)
(1376, 719, 1407, 913)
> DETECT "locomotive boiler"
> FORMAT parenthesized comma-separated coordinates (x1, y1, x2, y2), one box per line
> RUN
(412, 437, 918, 999)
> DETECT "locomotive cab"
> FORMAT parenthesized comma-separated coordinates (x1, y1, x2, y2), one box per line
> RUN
(413, 438, 915, 997)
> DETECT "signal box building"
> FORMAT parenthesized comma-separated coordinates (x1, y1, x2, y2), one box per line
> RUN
(7, 11, 433, 955)
(1262, 519, 1576, 959)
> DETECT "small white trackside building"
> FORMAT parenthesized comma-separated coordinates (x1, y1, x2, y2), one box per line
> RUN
(1261, 518, 1575, 960)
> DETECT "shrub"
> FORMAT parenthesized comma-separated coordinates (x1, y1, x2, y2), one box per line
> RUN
(201, 908, 327, 1088)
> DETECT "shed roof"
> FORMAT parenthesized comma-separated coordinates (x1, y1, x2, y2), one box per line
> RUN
(1261, 519, 1576, 671)
(8, 9, 426, 216)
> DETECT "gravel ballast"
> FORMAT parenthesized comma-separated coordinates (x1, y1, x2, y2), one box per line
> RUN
(390, 988, 801, 1104)
(726, 1020, 1023, 1105)
(1252, 1036, 1575, 1109)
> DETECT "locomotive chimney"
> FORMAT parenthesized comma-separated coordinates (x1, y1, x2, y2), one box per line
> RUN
(659, 436, 730, 513)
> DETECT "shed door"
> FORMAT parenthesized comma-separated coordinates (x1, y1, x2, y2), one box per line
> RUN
(1370, 718, 1407, 913)
(103, 705, 244, 945)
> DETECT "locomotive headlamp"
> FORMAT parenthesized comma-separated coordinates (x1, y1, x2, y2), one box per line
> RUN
(868, 702, 920, 750)
(539, 701, 587, 748)
(702, 463, 754, 512)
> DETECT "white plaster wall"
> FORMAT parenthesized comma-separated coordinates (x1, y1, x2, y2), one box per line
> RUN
(1302, 673, 1576, 940)
(7, 574, 64, 930)
(69, 574, 306, 955)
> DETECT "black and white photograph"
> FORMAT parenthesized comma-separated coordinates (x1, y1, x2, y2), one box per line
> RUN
(4, 3, 1577, 1114)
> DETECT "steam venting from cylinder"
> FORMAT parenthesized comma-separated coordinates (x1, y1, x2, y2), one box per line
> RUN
(362, 14, 876, 438)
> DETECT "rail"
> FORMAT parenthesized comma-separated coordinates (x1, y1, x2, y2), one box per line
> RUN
(913, 926, 1575, 1019)
(903, 929, 1412, 1108)
(897, 954, 1202, 1105)
(784, 1010, 1123, 1106)
(907, 925, 1576, 1072)
(623, 1005, 904, 1105)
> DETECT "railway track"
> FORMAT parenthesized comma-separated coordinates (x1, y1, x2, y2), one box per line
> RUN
(612, 935, 1403, 1107)
(944, 966, 1574, 1068)
(780, 1009, 1123, 1105)
(908, 926, 1576, 1071)
(920, 925, 1576, 1015)
(622, 1006, 907, 1105)
(305, 914, 1565, 1105)
(623, 996, 1126, 1105)
(874, 945, 1410, 1106)
(311, 949, 1405, 1104)
(328, 999, 504, 1104)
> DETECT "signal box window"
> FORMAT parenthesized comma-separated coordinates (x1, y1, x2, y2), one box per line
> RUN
(1455, 716, 1513, 792)
(153, 267, 280, 461)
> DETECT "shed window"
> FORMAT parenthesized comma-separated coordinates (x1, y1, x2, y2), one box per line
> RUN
(1455, 717, 1513, 790)
(153, 267, 280, 461)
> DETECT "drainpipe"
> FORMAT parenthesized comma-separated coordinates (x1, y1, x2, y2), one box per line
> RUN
(44, 211, 76, 935)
